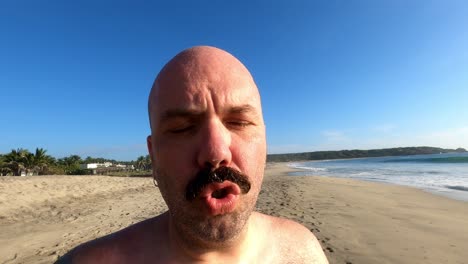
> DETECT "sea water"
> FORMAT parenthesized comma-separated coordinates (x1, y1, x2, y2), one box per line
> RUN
(288, 152, 468, 202)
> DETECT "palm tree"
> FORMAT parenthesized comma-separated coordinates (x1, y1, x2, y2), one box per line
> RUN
(2, 148, 54, 176)
(57, 154, 83, 174)
(23, 151, 36, 176)
(0, 155, 12, 176)
(135, 156, 146, 171)
(3, 149, 29, 176)
(32, 148, 54, 175)
(58, 155, 82, 167)
(144, 155, 152, 170)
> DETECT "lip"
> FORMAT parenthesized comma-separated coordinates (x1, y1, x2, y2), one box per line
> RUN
(199, 182, 241, 216)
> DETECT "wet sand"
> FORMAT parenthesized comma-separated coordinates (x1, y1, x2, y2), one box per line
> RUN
(1, 162, 467, 263)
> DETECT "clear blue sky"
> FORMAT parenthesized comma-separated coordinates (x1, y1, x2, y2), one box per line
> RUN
(1, 1, 467, 161)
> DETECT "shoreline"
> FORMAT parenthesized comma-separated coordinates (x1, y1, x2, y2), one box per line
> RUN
(286, 160, 468, 203)
(1, 163, 468, 263)
(262, 162, 468, 264)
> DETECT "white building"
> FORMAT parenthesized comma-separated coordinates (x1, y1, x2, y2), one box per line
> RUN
(80, 162, 113, 169)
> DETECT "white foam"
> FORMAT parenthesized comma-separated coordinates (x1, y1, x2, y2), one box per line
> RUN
(288, 163, 327, 172)
(289, 158, 468, 202)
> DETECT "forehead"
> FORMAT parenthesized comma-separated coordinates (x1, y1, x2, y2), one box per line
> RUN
(150, 53, 261, 118)
(160, 75, 256, 109)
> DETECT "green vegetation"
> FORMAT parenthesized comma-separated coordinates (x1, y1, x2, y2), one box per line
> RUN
(267, 146, 467, 162)
(106, 155, 152, 177)
(2, 146, 465, 175)
(135, 155, 152, 171)
(1, 148, 55, 176)
(0, 148, 151, 176)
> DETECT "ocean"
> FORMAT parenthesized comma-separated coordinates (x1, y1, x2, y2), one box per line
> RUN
(288, 152, 468, 202)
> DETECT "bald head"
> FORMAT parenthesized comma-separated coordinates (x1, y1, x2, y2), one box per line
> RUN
(148, 46, 262, 132)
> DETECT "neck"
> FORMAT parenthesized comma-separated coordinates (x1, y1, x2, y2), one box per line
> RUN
(166, 212, 255, 263)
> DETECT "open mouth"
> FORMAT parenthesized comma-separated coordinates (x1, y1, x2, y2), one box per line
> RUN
(211, 188, 229, 199)
(199, 182, 241, 215)
(200, 182, 240, 199)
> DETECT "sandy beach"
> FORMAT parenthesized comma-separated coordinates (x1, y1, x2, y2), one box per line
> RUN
(1, 163, 468, 264)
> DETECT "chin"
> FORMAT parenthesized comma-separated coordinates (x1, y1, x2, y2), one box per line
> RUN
(174, 202, 254, 245)
(195, 211, 249, 243)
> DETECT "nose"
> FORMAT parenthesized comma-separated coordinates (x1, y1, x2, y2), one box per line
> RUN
(196, 118, 232, 169)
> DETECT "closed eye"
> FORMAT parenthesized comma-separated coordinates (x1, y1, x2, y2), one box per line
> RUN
(226, 120, 253, 129)
(168, 125, 195, 134)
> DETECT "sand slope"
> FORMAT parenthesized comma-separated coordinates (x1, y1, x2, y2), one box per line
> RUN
(1, 163, 468, 263)
(0, 176, 166, 263)
(260, 163, 468, 264)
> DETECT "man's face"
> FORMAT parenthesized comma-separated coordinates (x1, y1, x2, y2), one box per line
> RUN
(147, 47, 266, 244)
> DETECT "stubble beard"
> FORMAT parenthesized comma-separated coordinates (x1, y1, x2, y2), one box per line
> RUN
(173, 202, 254, 247)
(155, 168, 259, 247)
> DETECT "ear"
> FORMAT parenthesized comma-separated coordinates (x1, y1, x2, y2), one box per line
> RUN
(147, 135, 154, 162)
(147, 135, 159, 181)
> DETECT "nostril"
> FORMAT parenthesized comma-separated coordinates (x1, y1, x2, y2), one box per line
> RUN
(205, 159, 225, 169)
(203, 162, 215, 171)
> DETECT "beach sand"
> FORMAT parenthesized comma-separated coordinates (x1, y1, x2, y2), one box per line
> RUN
(1, 162, 467, 263)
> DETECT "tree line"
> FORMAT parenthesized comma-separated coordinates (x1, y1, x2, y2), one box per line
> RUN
(0, 148, 152, 176)
(267, 146, 467, 162)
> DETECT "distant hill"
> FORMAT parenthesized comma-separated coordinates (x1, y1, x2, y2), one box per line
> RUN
(267, 146, 467, 162)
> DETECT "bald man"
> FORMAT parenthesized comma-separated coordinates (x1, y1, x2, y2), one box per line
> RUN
(56, 46, 328, 263)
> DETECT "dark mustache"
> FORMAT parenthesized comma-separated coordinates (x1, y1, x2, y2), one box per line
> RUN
(185, 166, 251, 201)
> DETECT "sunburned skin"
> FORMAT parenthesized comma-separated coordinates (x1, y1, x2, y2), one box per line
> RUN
(55, 46, 329, 264)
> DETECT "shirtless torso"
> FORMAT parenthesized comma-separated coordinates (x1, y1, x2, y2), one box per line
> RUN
(57, 212, 327, 264)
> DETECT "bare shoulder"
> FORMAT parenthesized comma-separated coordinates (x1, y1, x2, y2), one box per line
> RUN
(55, 215, 168, 264)
(55, 232, 126, 264)
(252, 212, 329, 264)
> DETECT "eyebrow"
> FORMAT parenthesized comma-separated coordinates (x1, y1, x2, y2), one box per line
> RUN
(159, 104, 257, 123)
(225, 104, 256, 115)
(160, 109, 205, 123)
